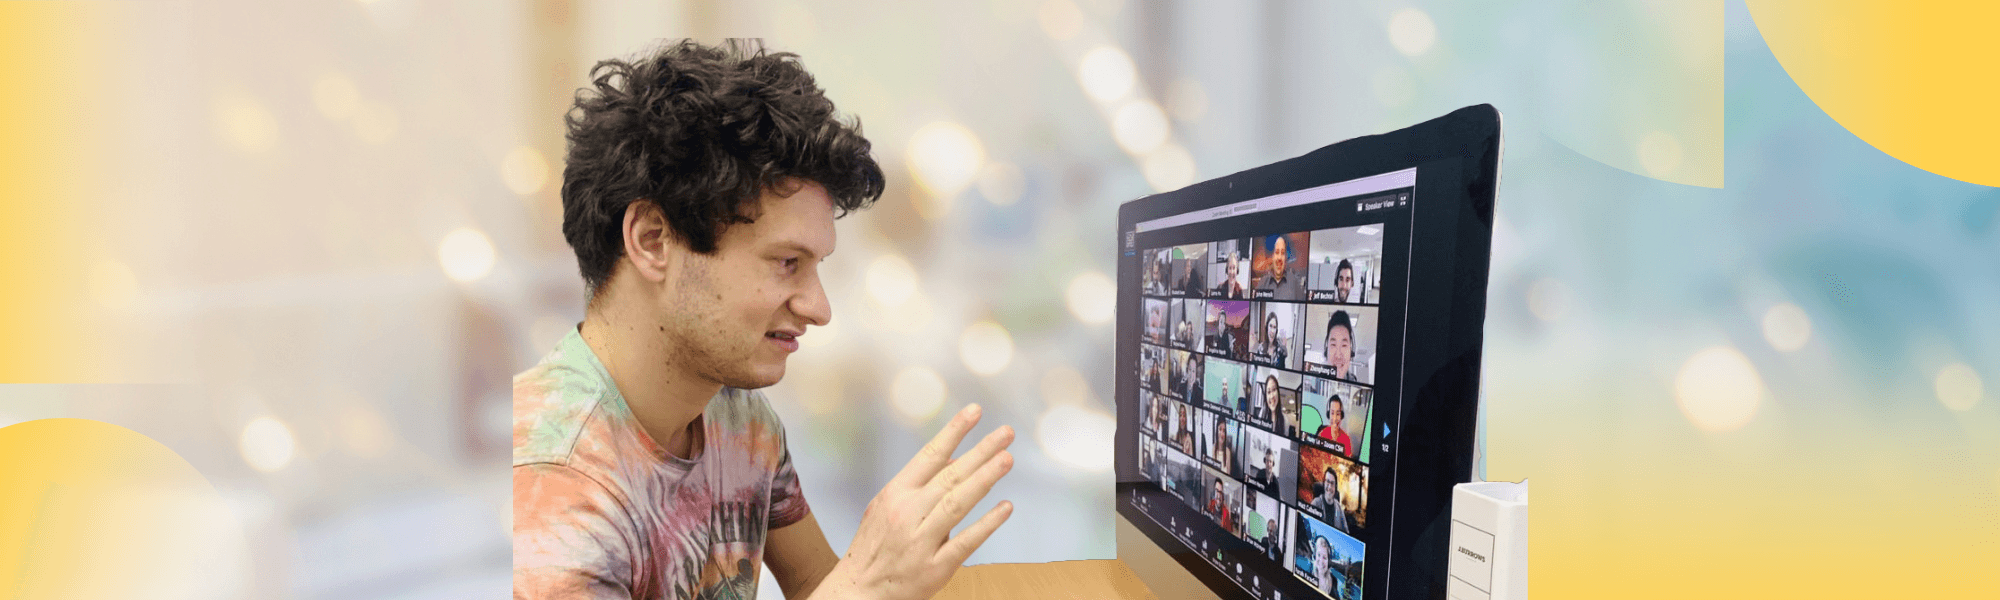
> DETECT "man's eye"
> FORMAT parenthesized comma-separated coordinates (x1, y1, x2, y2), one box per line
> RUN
(780, 258, 800, 272)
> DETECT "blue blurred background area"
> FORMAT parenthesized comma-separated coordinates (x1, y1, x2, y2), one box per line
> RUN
(5, 0, 1993, 598)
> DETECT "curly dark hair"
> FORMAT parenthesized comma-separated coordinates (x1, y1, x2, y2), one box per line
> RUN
(560, 39, 885, 294)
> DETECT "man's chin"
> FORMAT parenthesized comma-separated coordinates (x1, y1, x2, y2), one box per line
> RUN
(719, 362, 786, 390)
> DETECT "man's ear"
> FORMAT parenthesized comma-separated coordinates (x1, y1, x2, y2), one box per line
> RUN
(621, 200, 677, 284)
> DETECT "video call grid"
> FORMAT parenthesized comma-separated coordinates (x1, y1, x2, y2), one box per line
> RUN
(1130, 225, 1390, 600)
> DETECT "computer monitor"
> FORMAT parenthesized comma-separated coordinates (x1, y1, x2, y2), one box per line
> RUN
(1116, 105, 1502, 600)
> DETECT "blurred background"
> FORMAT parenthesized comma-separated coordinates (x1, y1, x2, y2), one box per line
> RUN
(1, 0, 1995, 599)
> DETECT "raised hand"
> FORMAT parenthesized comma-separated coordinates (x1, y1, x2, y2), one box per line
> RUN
(812, 404, 1015, 600)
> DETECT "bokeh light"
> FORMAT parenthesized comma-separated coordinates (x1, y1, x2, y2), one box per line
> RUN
(1527, 277, 1573, 322)
(1934, 363, 1983, 412)
(438, 227, 496, 283)
(1673, 346, 1763, 432)
(501, 146, 550, 196)
(866, 254, 918, 307)
(1037, 404, 1114, 471)
(1112, 100, 1170, 155)
(1388, 9, 1437, 57)
(907, 121, 986, 206)
(1761, 303, 1812, 352)
(1141, 143, 1196, 192)
(1065, 271, 1116, 324)
(239, 416, 296, 472)
(890, 366, 947, 422)
(213, 92, 279, 153)
(1077, 46, 1137, 103)
(958, 321, 1016, 376)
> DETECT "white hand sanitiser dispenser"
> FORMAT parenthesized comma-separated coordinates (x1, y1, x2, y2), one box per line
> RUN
(1447, 480, 1527, 600)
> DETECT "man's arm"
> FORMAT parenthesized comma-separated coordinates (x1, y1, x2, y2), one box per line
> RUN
(764, 511, 840, 600)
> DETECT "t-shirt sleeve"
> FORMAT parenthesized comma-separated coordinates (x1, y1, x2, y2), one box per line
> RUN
(766, 427, 810, 529)
(514, 463, 641, 600)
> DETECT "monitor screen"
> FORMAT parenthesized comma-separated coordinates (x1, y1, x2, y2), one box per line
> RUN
(1117, 105, 1500, 600)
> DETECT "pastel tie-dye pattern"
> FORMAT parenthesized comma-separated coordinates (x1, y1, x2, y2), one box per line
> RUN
(513, 329, 809, 600)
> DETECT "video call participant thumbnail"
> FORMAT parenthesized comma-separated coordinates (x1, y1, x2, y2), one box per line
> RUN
(1205, 299, 1253, 362)
(1170, 399, 1199, 456)
(1169, 298, 1201, 350)
(1303, 304, 1377, 385)
(1171, 243, 1208, 296)
(1291, 511, 1365, 600)
(1302, 378, 1372, 460)
(1245, 492, 1290, 562)
(1208, 238, 1252, 299)
(1144, 298, 1169, 346)
(1305, 224, 1383, 304)
(1251, 301, 1304, 370)
(1140, 345, 1167, 394)
(1196, 409, 1242, 478)
(1296, 445, 1368, 534)
(1241, 427, 1298, 500)
(1252, 232, 1310, 301)
(1201, 357, 1248, 412)
(1252, 366, 1303, 438)
(1163, 448, 1203, 509)
(1164, 349, 1199, 401)
(1203, 467, 1247, 537)
(514, 41, 1015, 600)
(1143, 249, 1169, 296)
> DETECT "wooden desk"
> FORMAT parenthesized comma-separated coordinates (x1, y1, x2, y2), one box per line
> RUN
(933, 559, 1157, 600)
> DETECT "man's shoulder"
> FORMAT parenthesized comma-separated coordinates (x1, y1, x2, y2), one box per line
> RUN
(513, 337, 618, 467)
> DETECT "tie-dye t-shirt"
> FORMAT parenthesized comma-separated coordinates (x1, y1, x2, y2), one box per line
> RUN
(513, 329, 810, 600)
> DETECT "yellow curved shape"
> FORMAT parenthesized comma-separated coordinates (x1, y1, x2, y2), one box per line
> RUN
(1749, 0, 2000, 187)
(0, 419, 250, 599)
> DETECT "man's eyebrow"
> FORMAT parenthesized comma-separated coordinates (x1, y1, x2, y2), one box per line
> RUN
(770, 241, 829, 260)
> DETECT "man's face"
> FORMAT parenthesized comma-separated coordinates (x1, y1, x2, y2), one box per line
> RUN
(1271, 238, 1289, 279)
(658, 181, 835, 389)
(1331, 400, 1345, 426)
(1336, 266, 1354, 298)
(1327, 324, 1352, 372)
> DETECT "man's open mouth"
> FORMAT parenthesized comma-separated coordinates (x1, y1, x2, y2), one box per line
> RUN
(766, 332, 798, 341)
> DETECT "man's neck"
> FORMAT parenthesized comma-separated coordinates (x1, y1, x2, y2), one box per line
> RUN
(578, 309, 722, 460)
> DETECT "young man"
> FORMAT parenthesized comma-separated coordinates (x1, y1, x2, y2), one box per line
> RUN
(513, 41, 1015, 600)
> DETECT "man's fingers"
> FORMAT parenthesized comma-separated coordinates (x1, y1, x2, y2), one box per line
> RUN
(937, 500, 1014, 565)
(925, 425, 1014, 493)
(920, 449, 1012, 538)
(890, 404, 981, 489)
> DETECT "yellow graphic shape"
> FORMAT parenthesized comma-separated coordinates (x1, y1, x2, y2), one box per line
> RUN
(0, 3, 113, 381)
(1749, 1, 2000, 186)
(0, 419, 249, 599)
